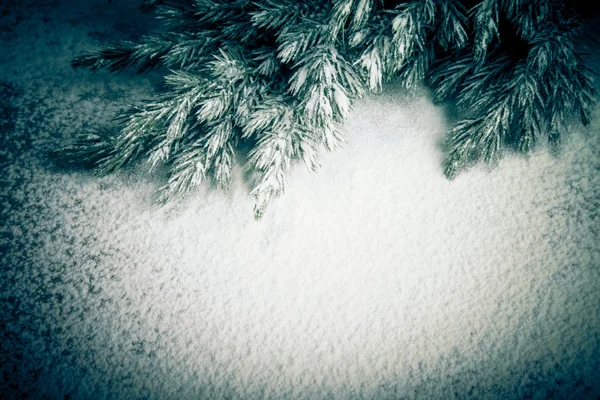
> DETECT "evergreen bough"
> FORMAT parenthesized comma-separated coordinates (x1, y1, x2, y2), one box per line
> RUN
(59, 0, 597, 218)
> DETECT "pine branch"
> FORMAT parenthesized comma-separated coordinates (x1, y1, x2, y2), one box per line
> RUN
(98, 101, 173, 174)
(356, 34, 392, 92)
(72, 32, 220, 73)
(248, 127, 294, 219)
(156, 143, 208, 204)
(329, 0, 375, 40)
(455, 53, 512, 112)
(251, 46, 282, 77)
(50, 128, 117, 170)
(290, 45, 363, 151)
(387, 0, 441, 85)
(250, 0, 312, 31)
(246, 106, 313, 219)
(472, 0, 500, 62)
(427, 50, 473, 104)
(72, 42, 141, 73)
(441, 1, 596, 178)
(277, 20, 329, 64)
(443, 98, 510, 179)
(435, 0, 469, 50)
(64, 0, 597, 218)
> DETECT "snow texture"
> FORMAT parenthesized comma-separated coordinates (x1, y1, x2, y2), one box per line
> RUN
(1, 1, 599, 399)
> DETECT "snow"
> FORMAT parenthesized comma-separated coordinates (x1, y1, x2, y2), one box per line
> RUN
(1, 1, 599, 399)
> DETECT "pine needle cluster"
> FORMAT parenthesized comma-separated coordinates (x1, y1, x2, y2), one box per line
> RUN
(59, 0, 597, 218)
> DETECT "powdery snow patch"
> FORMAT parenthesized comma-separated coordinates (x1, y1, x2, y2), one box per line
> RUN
(1, 1, 599, 399)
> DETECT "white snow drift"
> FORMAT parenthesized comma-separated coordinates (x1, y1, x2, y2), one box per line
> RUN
(1, 1, 599, 399)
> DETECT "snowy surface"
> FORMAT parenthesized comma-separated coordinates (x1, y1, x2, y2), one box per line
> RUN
(1, 1, 599, 399)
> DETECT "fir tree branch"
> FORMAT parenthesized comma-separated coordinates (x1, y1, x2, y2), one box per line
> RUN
(441, 2, 596, 178)
(99, 101, 174, 174)
(250, 0, 312, 31)
(509, 0, 554, 40)
(244, 94, 321, 218)
(290, 45, 363, 151)
(472, 0, 500, 62)
(156, 143, 208, 204)
(329, 0, 375, 40)
(72, 32, 220, 73)
(389, 0, 437, 74)
(435, 0, 469, 50)
(64, 0, 597, 218)
(247, 108, 296, 219)
(50, 128, 117, 170)
(277, 20, 329, 64)
(356, 34, 392, 92)
(443, 98, 510, 179)
(454, 53, 512, 112)
(72, 43, 142, 73)
(427, 50, 474, 104)
(251, 46, 282, 77)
